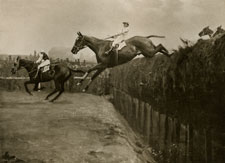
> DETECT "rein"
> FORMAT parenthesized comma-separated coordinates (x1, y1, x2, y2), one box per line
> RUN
(28, 68, 37, 74)
(74, 36, 90, 51)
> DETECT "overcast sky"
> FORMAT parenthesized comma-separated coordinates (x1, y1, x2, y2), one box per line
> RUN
(0, 0, 225, 56)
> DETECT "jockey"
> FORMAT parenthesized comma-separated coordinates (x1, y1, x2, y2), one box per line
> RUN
(34, 52, 50, 78)
(105, 22, 129, 54)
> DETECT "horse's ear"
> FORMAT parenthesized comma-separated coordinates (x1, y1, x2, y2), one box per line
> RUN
(77, 31, 83, 37)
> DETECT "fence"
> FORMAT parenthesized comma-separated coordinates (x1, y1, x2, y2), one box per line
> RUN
(0, 76, 79, 92)
(0, 73, 106, 93)
(106, 36, 225, 163)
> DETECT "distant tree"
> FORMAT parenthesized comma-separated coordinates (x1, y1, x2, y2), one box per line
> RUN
(34, 50, 37, 58)
(83, 60, 86, 66)
(29, 54, 32, 60)
(8, 55, 12, 61)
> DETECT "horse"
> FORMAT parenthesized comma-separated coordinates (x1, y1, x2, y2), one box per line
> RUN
(199, 25, 225, 38)
(212, 25, 225, 37)
(71, 32, 172, 92)
(199, 26, 214, 38)
(11, 57, 85, 102)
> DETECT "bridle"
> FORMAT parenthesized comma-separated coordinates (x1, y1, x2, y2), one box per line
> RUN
(73, 36, 87, 52)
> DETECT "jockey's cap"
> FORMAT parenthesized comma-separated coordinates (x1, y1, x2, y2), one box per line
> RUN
(123, 22, 129, 26)
(40, 51, 48, 56)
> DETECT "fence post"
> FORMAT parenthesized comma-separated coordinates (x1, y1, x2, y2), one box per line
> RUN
(145, 103, 151, 144)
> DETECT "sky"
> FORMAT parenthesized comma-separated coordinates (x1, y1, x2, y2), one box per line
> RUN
(0, 0, 225, 57)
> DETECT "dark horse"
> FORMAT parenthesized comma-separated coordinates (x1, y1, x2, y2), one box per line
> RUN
(11, 57, 84, 102)
(71, 32, 172, 92)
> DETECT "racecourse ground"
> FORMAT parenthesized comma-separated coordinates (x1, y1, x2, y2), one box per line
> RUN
(0, 91, 154, 163)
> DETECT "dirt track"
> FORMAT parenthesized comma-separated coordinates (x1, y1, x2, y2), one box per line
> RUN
(0, 91, 153, 163)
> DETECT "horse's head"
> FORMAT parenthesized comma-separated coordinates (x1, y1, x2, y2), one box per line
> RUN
(216, 25, 225, 34)
(11, 56, 21, 74)
(71, 32, 86, 54)
(199, 26, 213, 37)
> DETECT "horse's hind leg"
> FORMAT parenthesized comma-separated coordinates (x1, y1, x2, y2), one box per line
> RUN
(45, 81, 59, 100)
(159, 44, 169, 53)
(45, 89, 58, 100)
(50, 83, 64, 102)
(156, 44, 171, 57)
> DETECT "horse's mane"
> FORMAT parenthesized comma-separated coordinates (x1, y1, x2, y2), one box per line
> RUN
(20, 59, 34, 63)
(20, 59, 35, 67)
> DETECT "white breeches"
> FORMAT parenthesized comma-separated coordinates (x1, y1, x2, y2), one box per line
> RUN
(112, 35, 126, 47)
(112, 36, 122, 46)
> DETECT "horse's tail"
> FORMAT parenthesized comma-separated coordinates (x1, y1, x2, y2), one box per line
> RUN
(146, 35, 165, 38)
(68, 67, 85, 74)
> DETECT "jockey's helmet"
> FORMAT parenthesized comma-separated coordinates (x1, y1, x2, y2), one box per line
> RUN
(123, 22, 129, 26)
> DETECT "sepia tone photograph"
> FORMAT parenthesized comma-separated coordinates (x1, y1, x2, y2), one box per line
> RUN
(0, 0, 225, 162)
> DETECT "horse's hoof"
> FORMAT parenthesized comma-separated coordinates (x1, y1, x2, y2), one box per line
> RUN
(49, 100, 54, 103)
(45, 98, 48, 100)
(77, 82, 81, 86)
(82, 89, 86, 93)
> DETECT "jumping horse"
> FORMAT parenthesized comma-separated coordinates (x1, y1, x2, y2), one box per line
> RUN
(11, 57, 84, 102)
(71, 32, 172, 92)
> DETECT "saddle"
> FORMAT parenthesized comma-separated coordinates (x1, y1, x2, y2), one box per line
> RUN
(41, 65, 50, 73)
(39, 65, 55, 79)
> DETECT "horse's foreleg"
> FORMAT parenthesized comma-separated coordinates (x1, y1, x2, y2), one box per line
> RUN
(76, 63, 105, 86)
(82, 68, 105, 92)
(24, 81, 33, 95)
(76, 72, 89, 86)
